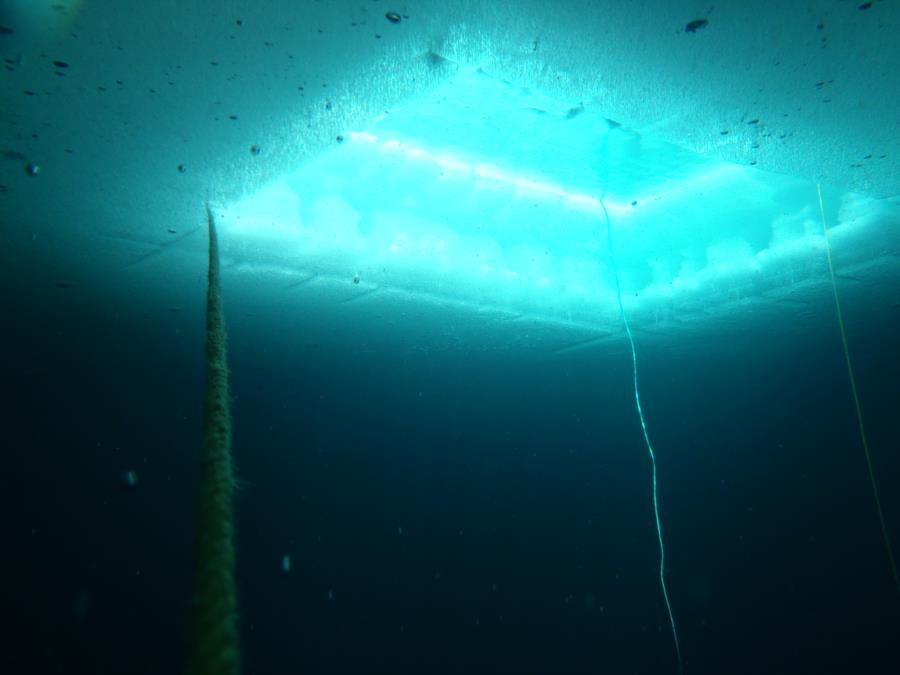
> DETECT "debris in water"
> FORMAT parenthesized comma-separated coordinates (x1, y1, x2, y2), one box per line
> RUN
(120, 469, 138, 490)
(685, 18, 708, 33)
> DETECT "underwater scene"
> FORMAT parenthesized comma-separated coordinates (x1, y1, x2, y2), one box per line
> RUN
(2, 1, 899, 674)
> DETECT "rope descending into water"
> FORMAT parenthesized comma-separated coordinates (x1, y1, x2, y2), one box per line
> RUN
(601, 198, 684, 674)
(190, 204, 240, 675)
(817, 184, 900, 597)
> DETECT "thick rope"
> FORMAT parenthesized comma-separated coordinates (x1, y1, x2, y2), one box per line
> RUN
(190, 204, 240, 675)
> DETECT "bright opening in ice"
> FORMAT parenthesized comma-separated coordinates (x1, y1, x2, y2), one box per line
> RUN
(218, 69, 897, 333)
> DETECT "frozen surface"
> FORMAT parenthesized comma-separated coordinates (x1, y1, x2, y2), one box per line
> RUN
(220, 70, 900, 338)
(1, 0, 898, 350)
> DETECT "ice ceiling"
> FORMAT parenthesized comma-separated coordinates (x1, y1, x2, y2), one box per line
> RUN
(1, 0, 898, 349)
(221, 68, 898, 337)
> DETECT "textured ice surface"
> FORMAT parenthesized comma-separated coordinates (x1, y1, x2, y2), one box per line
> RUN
(3, 1, 897, 351)
(220, 70, 900, 337)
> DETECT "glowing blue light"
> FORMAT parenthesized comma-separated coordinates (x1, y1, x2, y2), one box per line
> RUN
(218, 68, 892, 334)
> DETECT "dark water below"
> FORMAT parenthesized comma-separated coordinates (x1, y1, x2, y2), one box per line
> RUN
(5, 288, 900, 675)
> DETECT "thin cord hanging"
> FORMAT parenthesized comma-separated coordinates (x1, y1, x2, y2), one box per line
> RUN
(600, 197, 683, 674)
(817, 184, 900, 596)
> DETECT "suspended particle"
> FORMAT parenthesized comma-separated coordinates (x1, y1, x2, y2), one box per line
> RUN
(25, 163, 40, 176)
(250, 144, 260, 155)
(281, 554, 291, 573)
(385, 11, 402, 24)
(177, 163, 186, 173)
(685, 18, 708, 33)
(120, 469, 138, 490)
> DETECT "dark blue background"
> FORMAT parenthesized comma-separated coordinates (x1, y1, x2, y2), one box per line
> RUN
(5, 285, 900, 675)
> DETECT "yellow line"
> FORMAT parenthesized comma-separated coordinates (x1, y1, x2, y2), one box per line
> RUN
(817, 183, 900, 596)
